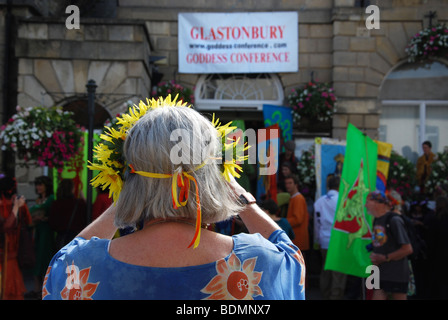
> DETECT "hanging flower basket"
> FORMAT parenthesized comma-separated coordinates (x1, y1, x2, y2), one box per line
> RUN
(0, 106, 84, 173)
(287, 81, 336, 130)
(405, 24, 448, 62)
(387, 151, 417, 199)
(296, 146, 316, 197)
(425, 150, 448, 196)
(151, 80, 195, 105)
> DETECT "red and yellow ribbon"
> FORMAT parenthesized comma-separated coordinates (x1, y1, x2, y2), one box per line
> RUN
(128, 163, 205, 249)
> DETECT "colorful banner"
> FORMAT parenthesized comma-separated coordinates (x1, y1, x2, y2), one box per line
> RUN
(178, 12, 299, 74)
(256, 124, 279, 202)
(53, 131, 100, 201)
(325, 124, 378, 278)
(375, 140, 393, 193)
(262, 104, 293, 142)
(314, 137, 346, 200)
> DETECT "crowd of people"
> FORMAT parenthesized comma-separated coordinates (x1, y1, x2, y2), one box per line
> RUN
(0, 175, 111, 300)
(252, 139, 447, 300)
(0, 107, 447, 300)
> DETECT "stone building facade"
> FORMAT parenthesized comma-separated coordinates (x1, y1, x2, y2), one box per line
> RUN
(116, 0, 448, 137)
(0, 0, 447, 197)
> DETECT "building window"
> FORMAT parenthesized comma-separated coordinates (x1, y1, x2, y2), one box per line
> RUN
(63, 99, 111, 130)
(355, 0, 371, 7)
(194, 73, 284, 111)
(379, 60, 448, 163)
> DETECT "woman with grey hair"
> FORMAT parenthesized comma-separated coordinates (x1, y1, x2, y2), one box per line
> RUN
(42, 99, 305, 300)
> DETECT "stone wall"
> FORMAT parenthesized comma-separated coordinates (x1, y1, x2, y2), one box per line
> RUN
(13, 18, 152, 199)
(15, 19, 152, 114)
(117, 0, 336, 120)
(332, 2, 448, 139)
(117, 0, 448, 140)
(3, 0, 448, 196)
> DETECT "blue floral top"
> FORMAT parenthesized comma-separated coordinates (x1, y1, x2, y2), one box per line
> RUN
(42, 230, 305, 300)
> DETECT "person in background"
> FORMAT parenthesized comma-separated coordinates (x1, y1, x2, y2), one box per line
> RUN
(260, 198, 295, 240)
(49, 179, 87, 250)
(313, 175, 346, 300)
(285, 175, 309, 253)
(0, 174, 30, 300)
(27, 176, 54, 299)
(366, 191, 413, 300)
(277, 161, 294, 192)
(416, 141, 436, 195)
(279, 140, 298, 181)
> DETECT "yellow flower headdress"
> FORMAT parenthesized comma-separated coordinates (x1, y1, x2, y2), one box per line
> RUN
(88, 94, 248, 248)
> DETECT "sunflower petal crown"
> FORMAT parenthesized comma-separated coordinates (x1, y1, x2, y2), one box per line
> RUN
(87, 94, 248, 204)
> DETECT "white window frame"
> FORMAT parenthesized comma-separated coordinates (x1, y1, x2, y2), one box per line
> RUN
(381, 100, 448, 154)
(194, 74, 284, 111)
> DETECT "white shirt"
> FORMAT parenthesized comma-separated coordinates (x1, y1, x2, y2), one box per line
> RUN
(313, 189, 338, 249)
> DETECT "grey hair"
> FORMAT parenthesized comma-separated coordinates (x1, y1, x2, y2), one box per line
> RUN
(114, 106, 242, 229)
(388, 189, 403, 212)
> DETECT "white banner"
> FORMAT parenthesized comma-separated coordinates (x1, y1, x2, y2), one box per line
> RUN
(178, 12, 298, 74)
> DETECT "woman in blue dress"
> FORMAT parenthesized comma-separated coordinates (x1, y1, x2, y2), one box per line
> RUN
(42, 98, 306, 300)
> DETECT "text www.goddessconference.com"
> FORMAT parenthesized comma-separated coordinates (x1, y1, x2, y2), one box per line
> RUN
(176, 304, 271, 317)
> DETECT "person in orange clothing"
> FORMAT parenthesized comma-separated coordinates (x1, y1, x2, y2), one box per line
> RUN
(284, 175, 309, 252)
(0, 174, 31, 300)
(416, 140, 436, 194)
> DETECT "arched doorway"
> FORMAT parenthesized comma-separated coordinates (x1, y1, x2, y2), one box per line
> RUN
(63, 99, 111, 130)
(379, 60, 448, 163)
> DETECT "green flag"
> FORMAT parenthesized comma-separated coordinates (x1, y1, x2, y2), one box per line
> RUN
(53, 131, 100, 201)
(324, 124, 378, 278)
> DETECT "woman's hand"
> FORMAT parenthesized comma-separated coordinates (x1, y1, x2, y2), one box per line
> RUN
(12, 195, 26, 218)
(13, 195, 26, 208)
(226, 175, 247, 198)
(225, 175, 281, 239)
